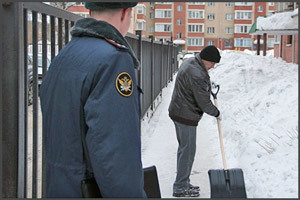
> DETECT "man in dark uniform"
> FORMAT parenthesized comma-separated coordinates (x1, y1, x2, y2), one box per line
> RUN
(40, 2, 146, 198)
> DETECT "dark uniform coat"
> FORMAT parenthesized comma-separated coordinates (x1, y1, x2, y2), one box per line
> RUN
(40, 18, 146, 198)
(168, 54, 220, 126)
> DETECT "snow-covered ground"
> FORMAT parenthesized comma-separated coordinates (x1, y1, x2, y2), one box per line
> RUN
(141, 50, 298, 198)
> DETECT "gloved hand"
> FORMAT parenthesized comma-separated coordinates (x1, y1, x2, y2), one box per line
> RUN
(216, 112, 222, 121)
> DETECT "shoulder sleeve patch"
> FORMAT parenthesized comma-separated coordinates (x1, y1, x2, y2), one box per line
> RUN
(116, 72, 133, 97)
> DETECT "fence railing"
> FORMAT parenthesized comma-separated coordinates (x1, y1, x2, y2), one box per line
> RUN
(1, 2, 178, 198)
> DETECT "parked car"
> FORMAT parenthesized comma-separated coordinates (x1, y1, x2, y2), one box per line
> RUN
(28, 53, 51, 85)
(182, 53, 195, 61)
(27, 54, 51, 105)
(27, 59, 33, 105)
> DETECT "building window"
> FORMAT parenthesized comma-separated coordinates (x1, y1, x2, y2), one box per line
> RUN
(156, 37, 169, 42)
(177, 5, 183, 12)
(225, 27, 233, 34)
(150, 2, 155, 9)
(234, 38, 252, 47)
(189, 2, 205, 5)
(287, 35, 293, 45)
(155, 2, 172, 4)
(207, 13, 215, 20)
(225, 39, 233, 48)
(234, 24, 252, 33)
(136, 20, 146, 31)
(268, 2, 275, 6)
(207, 2, 215, 6)
(188, 24, 204, 32)
(155, 23, 172, 32)
(137, 5, 146, 15)
(225, 2, 233, 6)
(267, 38, 275, 47)
(225, 14, 233, 20)
(235, 11, 252, 20)
(149, 12, 154, 19)
(177, 32, 182, 39)
(149, 26, 154, 33)
(75, 2, 84, 6)
(275, 35, 281, 43)
(78, 13, 89, 18)
(235, 2, 253, 6)
(207, 27, 215, 34)
(207, 41, 214, 46)
(187, 38, 204, 46)
(155, 10, 172, 18)
(258, 5, 263, 12)
(177, 19, 182, 25)
(188, 10, 204, 19)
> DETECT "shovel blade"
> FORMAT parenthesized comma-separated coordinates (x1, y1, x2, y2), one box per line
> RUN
(208, 168, 247, 198)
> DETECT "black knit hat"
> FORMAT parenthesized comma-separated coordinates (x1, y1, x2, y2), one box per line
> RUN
(85, 2, 138, 10)
(200, 45, 221, 63)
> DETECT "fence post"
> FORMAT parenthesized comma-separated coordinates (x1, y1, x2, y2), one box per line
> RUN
(1, 2, 26, 197)
(167, 42, 170, 86)
(150, 36, 154, 111)
(160, 39, 163, 97)
(171, 44, 174, 82)
(50, 16, 55, 61)
(135, 30, 142, 88)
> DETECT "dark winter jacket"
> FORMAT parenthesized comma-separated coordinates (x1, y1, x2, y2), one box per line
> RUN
(168, 54, 219, 126)
(40, 18, 146, 198)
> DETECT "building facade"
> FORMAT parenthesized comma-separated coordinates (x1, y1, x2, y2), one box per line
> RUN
(67, 2, 280, 53)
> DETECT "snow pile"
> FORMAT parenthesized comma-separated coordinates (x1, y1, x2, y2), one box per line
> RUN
(209, 50, 298, 197)
(257, 9, 298, 30)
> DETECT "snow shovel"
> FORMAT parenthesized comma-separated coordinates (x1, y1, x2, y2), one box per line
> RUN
(208, 84, 247, 198)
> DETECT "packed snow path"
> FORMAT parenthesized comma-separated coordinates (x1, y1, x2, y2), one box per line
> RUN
(141, 50, 298, 198)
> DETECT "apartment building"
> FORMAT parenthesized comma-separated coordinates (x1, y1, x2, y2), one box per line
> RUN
(136, 2, 155, 38)
(152, 2, 278, 53)
(234, 2, 276, 51)
(66, 2, 138, 35)
(66, 2, 279, 53)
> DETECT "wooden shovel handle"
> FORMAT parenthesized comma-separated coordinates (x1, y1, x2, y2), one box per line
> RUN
(213, 98, 228, 170)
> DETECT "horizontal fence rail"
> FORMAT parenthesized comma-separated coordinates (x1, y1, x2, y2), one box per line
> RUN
(1, 2, 178, 198)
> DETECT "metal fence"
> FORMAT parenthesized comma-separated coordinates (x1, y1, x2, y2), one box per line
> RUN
(1, 2, 178, 198)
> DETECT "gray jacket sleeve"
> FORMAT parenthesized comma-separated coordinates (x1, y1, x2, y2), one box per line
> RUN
(191, 75, 219, 117)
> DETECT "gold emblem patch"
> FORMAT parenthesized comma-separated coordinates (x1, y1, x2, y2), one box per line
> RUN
(116, 72, 133, 97)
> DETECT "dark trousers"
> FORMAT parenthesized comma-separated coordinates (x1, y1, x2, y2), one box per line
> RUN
(172, 120, 197, 193)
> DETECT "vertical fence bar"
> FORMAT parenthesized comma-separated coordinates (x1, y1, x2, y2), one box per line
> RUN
(64, 19, 69, 45)
(18, 3, 26, 198)
(42, 14, 48, 78)
(23, 8, 28, 198)
(41, 12, 47, 198)
(58, 18, 62, 51)
(32, 10, 39, 198)
(170, 44, 173, 80)
(160, 40, 163, 97)
(136, 30, 142, 88)
(150, 37, 154, 110)
(166, 42, 170, 86)
(50, 16, 55, 61)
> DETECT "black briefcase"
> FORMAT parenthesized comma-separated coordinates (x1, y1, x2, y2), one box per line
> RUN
(81, 165, 161, 198)
(143, 165, 161, 198)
